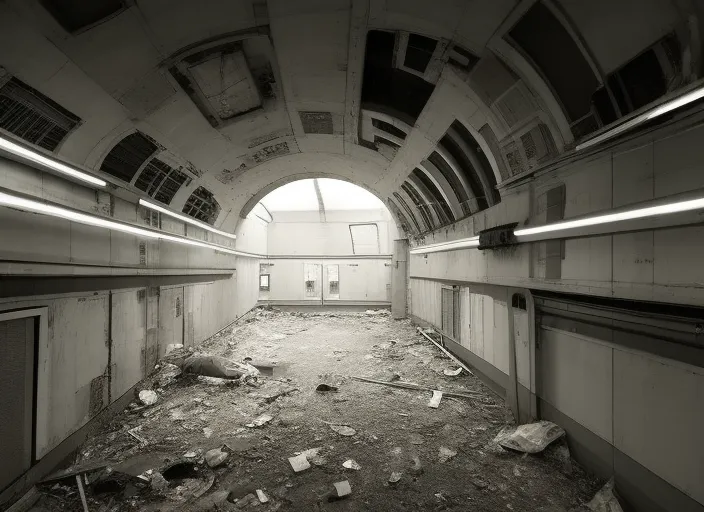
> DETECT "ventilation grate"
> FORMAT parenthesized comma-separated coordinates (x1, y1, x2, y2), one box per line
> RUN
(0, 77, 80, 152)
(299, 111, 333, 134)
(134, 158, 189, 204)
(101, 131, 159, 183)
(183, 186, 220, 225)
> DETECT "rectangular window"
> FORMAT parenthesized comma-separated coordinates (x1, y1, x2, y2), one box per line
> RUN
(134, 158, 190, 205)
(0, 77, 81, 152)
(183, 186, 221, 225)
(259, 274, 270, 291)
(349, 223, 380, 255)
(327, 265, 340, 299)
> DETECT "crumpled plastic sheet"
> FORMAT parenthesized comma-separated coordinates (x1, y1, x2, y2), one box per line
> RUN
(492, 420, 565, 453)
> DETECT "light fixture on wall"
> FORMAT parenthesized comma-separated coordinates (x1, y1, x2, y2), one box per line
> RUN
(409, 236, 479, 255)
(576, 82, 704, 152)
(0, 190, 261, 257)
(139, 199, 236, 240)
(514, 196, 704, 237)
(0, 134, 107, 187)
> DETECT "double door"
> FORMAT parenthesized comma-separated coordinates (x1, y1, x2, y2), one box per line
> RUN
(304, 262, 340, 304)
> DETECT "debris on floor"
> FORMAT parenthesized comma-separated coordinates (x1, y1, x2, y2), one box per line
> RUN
(586, 479, 624, 512)
(493, 421, 566, 454)
(315, 383, 338, 392)
(27, 307, 602, 512)
(428, 390, 443, 408)
(342, 459, 361, 470)
(443, 367, 463, 377)
(137, 389, 158, 406)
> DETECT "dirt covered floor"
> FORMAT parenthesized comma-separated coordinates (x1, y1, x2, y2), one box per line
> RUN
(30, 308, 602, 512)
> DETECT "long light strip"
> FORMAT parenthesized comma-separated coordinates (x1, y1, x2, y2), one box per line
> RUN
(576, 83, 704, 152)
(410, 236, 479, 255)
(0, 135, 107, 187)
(0, 191, 262, 257)
(139, 199, 237, 240)
(514, 196, 704, 237)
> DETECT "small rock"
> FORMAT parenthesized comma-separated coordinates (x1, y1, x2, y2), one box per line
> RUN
(470, 477, 489, 490)
(316, 384, 338, 392)
(342, 459, 361, 470)
(289, 453, 311, 472)
(333, 480, 352, 498)
(184, 451, 197, 458)
(438, 447, 457, 463)
(256, 489, 269, 503)
(443, 368, 462, 377)
(329, 424, 356, 436)
(246, 414, 273, 428)
(203, 427, 214, 438)
(388, 472, 402, 484)
(236, 493, 258, 508)
(138, 390, 158, 406)
(205, 448, 228, 468)
(410, 456, 423, 475)
(150, 472, 169, 492)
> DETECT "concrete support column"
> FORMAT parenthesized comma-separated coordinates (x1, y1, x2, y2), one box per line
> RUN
(391, 239, 409, 319)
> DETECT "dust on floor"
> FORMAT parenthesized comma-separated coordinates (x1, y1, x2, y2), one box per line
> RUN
(31, 308, 602, 511)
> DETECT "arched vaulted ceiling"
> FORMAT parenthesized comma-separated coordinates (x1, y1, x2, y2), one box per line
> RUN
(0, 0, 701, 236)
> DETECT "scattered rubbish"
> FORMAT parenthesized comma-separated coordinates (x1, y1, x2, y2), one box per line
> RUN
(236, 493, 258, 508)
(155, 363, 182, 387)
(329, 424, 356, 436)
(438, 447, 457, 463)
(470, 476, 489, 490)
(398, 413, 409, 417)
(332, 480, 352, 499)
(301, 447, 326, 466)
(205, 447, 228, 468)
(256, 489, 269, 503)
(138, 390, 158, 406)
(166, 343, 183, 355)
(150, 472, 169, 492)
(127, 427, 147, 446)
(493, 421, 565, 454)
(246, 414, 273, 428)
(443, 368, 462, 377)
(342, 459, 361, 470)
(203, 427, 214, 438)
(388, 472, 402, 484)
(198, 376, 235, 386)
(416, 327, 474, 376)
(428, 390, 443, 408)
(316, 383, 338, 392)
(184, 451, 197, 458)
(247, 360, 278, 376)
(409, 433, 424, 445)
(410, 456, 423, 475)
(587, 479, 624, 512)
(352, 376, 484, 400)
(366, 309, 388, 315)
(183, 355, 259, 379)
(289, 454, 311, 472)
(389, 374, 401, 382)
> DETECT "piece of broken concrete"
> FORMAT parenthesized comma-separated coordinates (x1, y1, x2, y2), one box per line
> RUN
(443, 368, 462, 377)
(329, 424, 356, 436)
(150, 472, 169, 492)
(246, 414, 273, 428)
(587, 478, 624, 512)
(410, 456, 423, 475)
(138, 390, 158, 406)
(438, 447, 457, 463)
(333, 481, 352, 498)
(493, 421, 565, 454)
(166, 343, 183, 355)
(301, 447, 326, 466)
(205, 448, 228, 468)
(256, 489, 269, 503)
(428, 390, 443, 408)
(289, 453, 311, 473)
(183, 355, 259, 379)
(203, 427, 214, 438)
(342, 459, 361, 470)
(236, 493, 258, 508)
(388, 472, 402, 484)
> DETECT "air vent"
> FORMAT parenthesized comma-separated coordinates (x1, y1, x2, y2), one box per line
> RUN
(520, 123, 556, 166)
(371, 118, 406, 139)
(101, 131, 159, 183)
(0, 76, 80, 152)
(135, 158, 190, 205)
(299, 111, 333, 134)
(40, 0, 125, 33)
(252, 141, 289, 163)
(404, 34, 438, 73)
(183, 187, 220, 225)
(503, 142, 525, 177)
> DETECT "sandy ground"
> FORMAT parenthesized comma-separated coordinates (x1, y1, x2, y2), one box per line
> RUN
(29, 308, 602, 512)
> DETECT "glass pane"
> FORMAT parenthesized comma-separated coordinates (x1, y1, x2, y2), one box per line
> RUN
(327, 265, 339, 298)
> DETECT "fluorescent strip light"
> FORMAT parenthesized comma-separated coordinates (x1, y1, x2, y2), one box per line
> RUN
(0, 135, 106, 187)
(0, 191, 256, 256)
(410, 236, 479, 255)
(139, 199, 236, 240)
(576, 83, 704, 152)
(514, 196, 704, 237)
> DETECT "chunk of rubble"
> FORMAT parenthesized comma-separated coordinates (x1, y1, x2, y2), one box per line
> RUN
(587, 479, 624, 512)
(388, 472, 402, 484)
(427, 390, 443, 408)
(332, 480, 352, 499)
(205, 448, 228, 468)
(138, 390, 158, 406)
(329, 424, 356, 436)
(289, 453, 311, 472)
(438, 447, 457, 463)
(342, 459, 361, 470)
(443, 368, 462, 377)
(256, 489, 269, 503)
(492, 421, 565, 454)
(246, 414, 273, 428)
(410, 456, 423, 475)
(183, 355, 259, 379)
